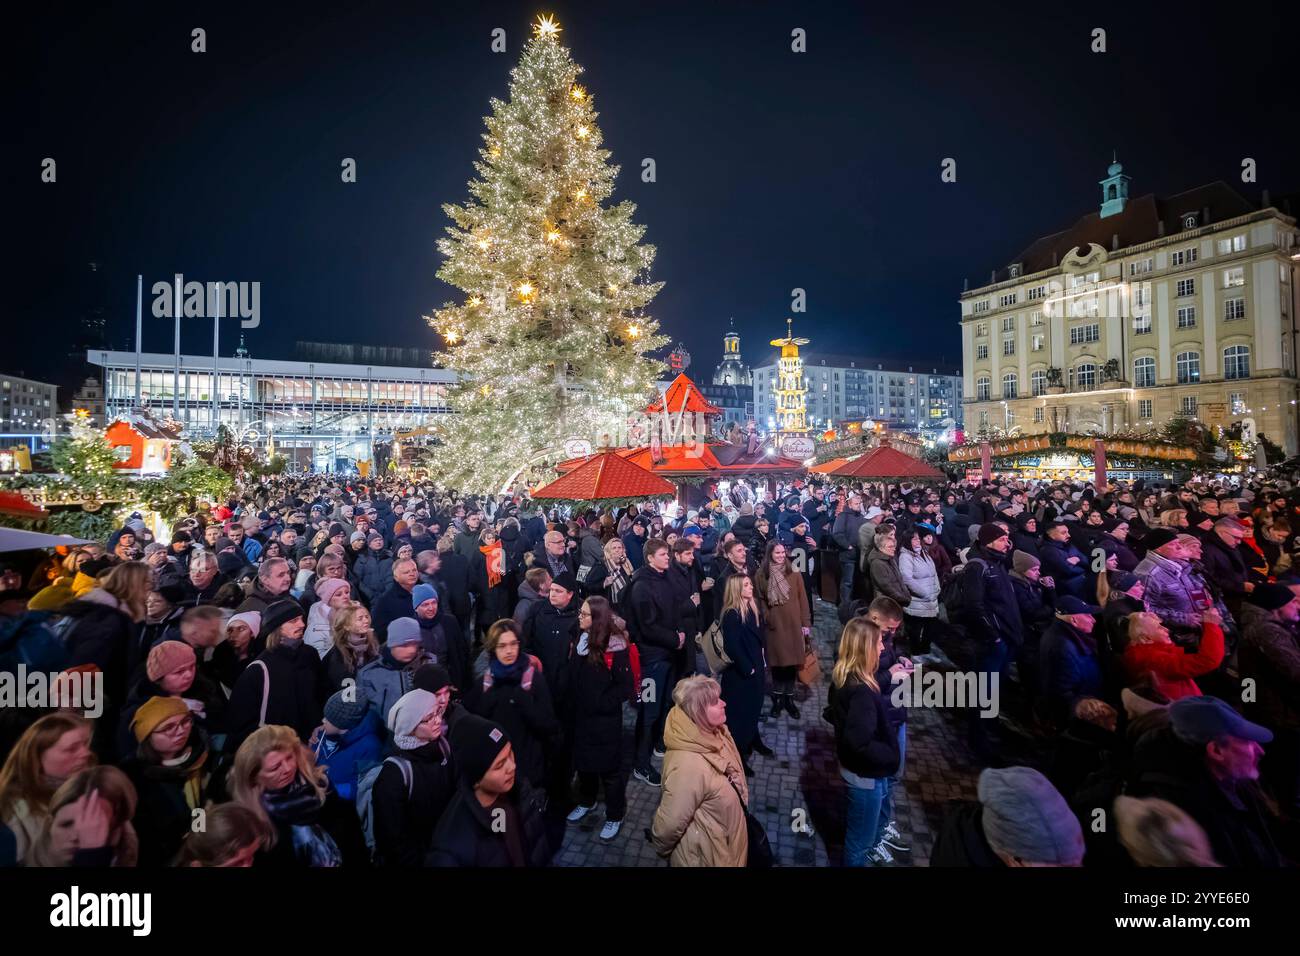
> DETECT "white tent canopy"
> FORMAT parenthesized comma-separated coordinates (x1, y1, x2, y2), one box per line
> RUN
(0, 527, 94, 553)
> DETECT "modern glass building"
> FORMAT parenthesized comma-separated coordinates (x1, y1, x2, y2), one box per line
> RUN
(88, 349, 456, 472)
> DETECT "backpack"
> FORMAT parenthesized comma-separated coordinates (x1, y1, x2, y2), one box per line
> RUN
(939, 558, 985, 622)
(355, 755, 413, 853)
(696, 618, 732, 674)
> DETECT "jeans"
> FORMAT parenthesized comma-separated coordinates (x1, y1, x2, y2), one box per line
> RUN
(635, 659, 673, 770)
(843, 771, 890, 867)
(880, 724, 906, 828)
(839, 553, 858, 606)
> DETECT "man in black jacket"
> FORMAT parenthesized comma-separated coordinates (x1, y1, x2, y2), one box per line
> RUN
(668, 538, 704, 678)
(1199, 517, 1253, 617)
(371, 558, 421, 641)
(526, 572, 580, 687)
(956, 524, 1021, 761)
(373, 687, 457, 867)
(427, 715, 556, 867)
(627, 539, 681, 787)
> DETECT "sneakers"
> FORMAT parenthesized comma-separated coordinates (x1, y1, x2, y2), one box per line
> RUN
(868, 842, 895, 865)
(652, 746, 666, 759)
(599, 820, 623, 842)
(880, 822, 910, 853)
(633, 766, 662, 787)
(566, 804, 594, 824)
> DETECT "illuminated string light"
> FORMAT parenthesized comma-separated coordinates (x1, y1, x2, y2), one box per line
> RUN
(576, 126, 590, 139)
(534, 14, 561, 38)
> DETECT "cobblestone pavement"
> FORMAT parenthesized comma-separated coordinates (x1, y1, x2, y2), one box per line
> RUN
(554, 599, 989, 867)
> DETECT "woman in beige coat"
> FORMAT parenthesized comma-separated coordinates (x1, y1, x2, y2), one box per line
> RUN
(650, 676, 749, 867)
(754, 540, 811, 719)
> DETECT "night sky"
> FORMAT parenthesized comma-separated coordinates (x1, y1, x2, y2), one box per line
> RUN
(11, 1, 1299, 391)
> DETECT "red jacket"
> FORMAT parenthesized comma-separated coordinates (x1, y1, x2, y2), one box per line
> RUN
(1121, 620, 1224, 700)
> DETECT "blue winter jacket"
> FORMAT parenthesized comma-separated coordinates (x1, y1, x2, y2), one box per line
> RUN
(313, 710, 384, 802)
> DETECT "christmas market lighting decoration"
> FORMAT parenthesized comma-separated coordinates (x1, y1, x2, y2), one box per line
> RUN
(534, 13, 561, 38)
(426, 14, 667, 490)
(576, 125, 590, 139)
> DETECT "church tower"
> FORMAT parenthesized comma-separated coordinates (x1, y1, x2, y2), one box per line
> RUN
(1099, 153, 1131, 218)
(712, 318, 752, 386)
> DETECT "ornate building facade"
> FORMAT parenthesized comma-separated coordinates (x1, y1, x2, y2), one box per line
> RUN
(960, 162, 1300, 453)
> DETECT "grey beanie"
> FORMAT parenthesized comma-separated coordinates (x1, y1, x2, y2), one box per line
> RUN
(1011, 550, 1040, 575)
(978, 766, 1085, 866)
(323, 690, 368, 732)
(967, 523, 982, 544)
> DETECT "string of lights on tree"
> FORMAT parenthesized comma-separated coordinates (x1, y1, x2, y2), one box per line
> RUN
(426, 14, 669, 491)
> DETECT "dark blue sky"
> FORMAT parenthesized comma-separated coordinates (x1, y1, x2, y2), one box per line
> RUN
(10, 0, 1298, 390)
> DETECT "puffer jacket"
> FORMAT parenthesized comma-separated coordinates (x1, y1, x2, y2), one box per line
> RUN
(868, 551, 912, 608)
(898, 547, 940, 617)
(356, 647, 423, 731)
(1133, 551, 1207, 631)
(650, 707, 749, 867)
(1239, 603, 1300, 730)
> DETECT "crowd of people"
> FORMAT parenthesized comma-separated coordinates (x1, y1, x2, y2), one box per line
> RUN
(0, 466, 1296, 868)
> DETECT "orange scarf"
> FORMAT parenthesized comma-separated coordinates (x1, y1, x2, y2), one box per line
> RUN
(480, 542, 504, 589)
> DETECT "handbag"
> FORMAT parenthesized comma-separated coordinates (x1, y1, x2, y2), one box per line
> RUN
(728, 776, 774, 868)
(696, 619, 732, 674)
(797, 642, 821, 686)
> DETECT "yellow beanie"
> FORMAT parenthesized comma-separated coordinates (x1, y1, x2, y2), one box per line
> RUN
(131, 696, 191, 742)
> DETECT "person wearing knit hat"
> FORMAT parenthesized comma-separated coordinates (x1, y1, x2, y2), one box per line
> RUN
(261, 598, 306, 641)
(387, 688, 446, 749)
(976, 523, 1008, 549)
(147, 641, 197, 693)
(412, 582, 438, 611)
(1010, 549, 1040, 578)
(1141, 527, 1180, 554)
(980, 767, 1084, 866)
(305, 577, 353, 658)
(225, 610, 261, 657)
(127, 694, 213, 864)
(427, 712, 553, 867)
(1246, 581, 1297, 611)
(131, 694, 192, 743)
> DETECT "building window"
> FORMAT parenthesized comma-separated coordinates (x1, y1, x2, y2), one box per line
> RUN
(1224, 345, 1250, 380)
(1076, 363, 1097, 389)
(1139, 399, 1153, 418)
(1002, 373, 1018, 399)
(1028, 286, 1046, 301)
(1031, 370, 1047, 395)
(1224, 298, 1246, 320)
(1183, 214, 1198, 230)
(1001, 316, 1015, 332)
(1176, 350, 1201, 384)
(1000, 292, 1017, 307)
(1129, 258, 1153, 276)
(1029, 310, 1043, 326)
(1134, 285, 1149, 307)
(1217, 235, 1247, 255)
(1133, 356, 1155, 387)
(1176, 278, 1196, 297)
(976, 377, 990, 401)
(1069, 324, 1100, 344)
(1033, 406, 1044, 423)
(1003, 336, 1015, 356)
(1031, 333, 1045, 351)
(976, 345, 988, 360)
(1133, 315, 1152, 334)
(975, 322, 988, 337)
(1170, 248, 1197, 266)
(1223, 267, 1245, 288)
(1181, 396, 1198, 415)
(1230, 392, 1247, 414)
(1177, 306, 1197, 328)
(973, 301, 991, 315)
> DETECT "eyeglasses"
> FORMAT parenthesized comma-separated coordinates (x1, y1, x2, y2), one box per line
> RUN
(153, 714, 194, 736)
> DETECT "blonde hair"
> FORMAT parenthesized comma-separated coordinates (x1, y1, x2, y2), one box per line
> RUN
(329, 601, 378, 669)
(719, 573, 759, 625)
(1113, 796, 1218, 867)
(101, 561, 152, 622)
(0, 713, 96, 821)
(1159, 509, 1187, 529)
(832, 618, 882, 692)
(673, 675, 722, 728)
(602, 537, 630, 571)
(229, 725, 328, 849)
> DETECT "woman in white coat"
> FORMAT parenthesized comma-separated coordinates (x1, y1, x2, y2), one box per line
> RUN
(304, 577, 353, 658)
(898, 527, 942, 660)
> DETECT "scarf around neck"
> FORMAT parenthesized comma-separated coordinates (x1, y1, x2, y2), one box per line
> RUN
(766, 564, 790, 606)
(481, 542, 504, 589)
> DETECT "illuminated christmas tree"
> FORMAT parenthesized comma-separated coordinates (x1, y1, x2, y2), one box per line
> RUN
(427, 14, 668, 491)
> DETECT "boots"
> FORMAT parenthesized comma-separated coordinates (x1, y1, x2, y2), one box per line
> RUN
(768, 694, 784, 718)
(753, 736, 774, 757)
(783, 694, 801, 719)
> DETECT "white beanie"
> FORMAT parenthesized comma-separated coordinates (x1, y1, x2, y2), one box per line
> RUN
(226, 610, 262, 637)
(388, 688, 438, 748)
